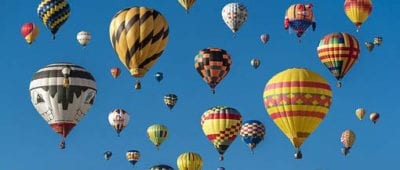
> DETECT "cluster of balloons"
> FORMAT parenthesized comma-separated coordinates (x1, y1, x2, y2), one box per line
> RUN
(355, 108, 380, 123)
(365, 36, 383, 52)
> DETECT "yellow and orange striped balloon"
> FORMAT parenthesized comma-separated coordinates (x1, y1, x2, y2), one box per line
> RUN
(263, 68, 332, 158)
(344, 0, 373, 31)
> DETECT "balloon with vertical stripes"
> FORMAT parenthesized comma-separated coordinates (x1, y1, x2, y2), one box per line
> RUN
(177, 152, 203, 170)
(147, 124, 169, 149)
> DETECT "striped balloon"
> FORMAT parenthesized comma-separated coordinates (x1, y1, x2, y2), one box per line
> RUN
(201, 106, 242, 160)
(317, 32, 360, 87)
(263, 68, 332, 159)
(355, 107, 366, 120)
(344, 0, 373, 31)
(76, 31, 91, 47)
(239, 120, 265, 153)
(177, 0, 196, 13)
(126, 150, 140, 166)
(194, 48, 232, 94)
(108, 109, 130, 136)
(29, 63, 96, 149)
(37, 0, 70, 39)
(147, 124, 169, 149)
(284, 3, 316, 39)
(21, 22, 39, 45)
(164, 93, 178, 110)
(150, 164, 174, 170)
(109, 6, 169, 88)
(221, 3, 248, 34)
(340, 129, 356, 156)
(177, 152, 203, 170)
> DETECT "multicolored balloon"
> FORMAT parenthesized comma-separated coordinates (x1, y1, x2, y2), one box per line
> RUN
(355, 108, 366, 120)
(341, 129, 356, 156)
(109, 6, 169, 89)
(21, 22, 39, 45)
(177, 152, 203, 170)
(370, 112, 380, 124)
(317, 32, 360, 87)
(126, 150, 140, 166)
(104, 151, 112, 160)
(164, 94, 178, 110)
(344, 0, 373, 32)
(177, 0, 196, 13)
(194, 48, 232, 94)
(155, 72, 164, 82)
(201, 106, 242, 160)
(29, 63, 96, 149)
(250, 58, 260, 69)
(110, 67, 121, 79)
(150, 164, 174, 170)
(76, 31, 91, 47)
(263, 68, 332, 159)
(284, 3, 316, 40)
(221, 3, 248, 34)
(260, 34, 270, 44)
(365, 42, 374, 52)
(240, 120, 266, 153)
(108, 109, 129, 136)
(37, 0, 70, 39)
(373, 36, 383, 46)
(147, 124, 169, 149)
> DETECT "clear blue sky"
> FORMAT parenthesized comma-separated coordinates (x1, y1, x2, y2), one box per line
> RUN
(2, 0, 398, 170)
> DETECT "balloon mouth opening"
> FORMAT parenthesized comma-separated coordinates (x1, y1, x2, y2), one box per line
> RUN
(130, 68, 148, 77)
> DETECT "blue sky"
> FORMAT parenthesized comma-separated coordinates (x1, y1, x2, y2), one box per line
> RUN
(2, 0, 399, 169)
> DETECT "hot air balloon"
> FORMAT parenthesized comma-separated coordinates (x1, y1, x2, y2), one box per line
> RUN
(126, 150, 140, 166)
(37, 0, 70, 39)
(341, 129, 356, 156)
(194, 48, 232, 94)
(155, 72, 164, 82)
(177, 0, 196, 13)
(344, 0, 373, 32)
(150, 164, 174, 170)
(355, 108, 366, 120)
(284, 3, 316, 41)
(201, 106, 242, 161)
(104, 151, 112, 160)
(263, 68, 332, 159)
(221, 3, 248, 35)
(260, 34, 269, 44)
(240, 120, 265, 154)
(217, 167, 225, 170)
(317, 32, 360, 87)
(76, 31, 91, 47)
(109, 6, 169, 90)
(164, 94, 178, 110)
(147, 124, 169, 149)
(177, 152, 203, 170)
(373, 36, 382, 46)
(250, 58, 260, 69)
(21, 22, 39, 45)
(110, 67, 121, 79)
(365, 42, 374, 52)
(29, 63, 96, 149)
(108, 109, 129, 136)
(370, 112, 380, 124)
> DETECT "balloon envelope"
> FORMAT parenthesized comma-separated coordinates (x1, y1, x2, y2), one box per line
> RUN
(77, 31, 91, 47)
(177, 152, 203, 170)
(126, 150, 140, 166)
(221, 3, 248, 33)
(108, 109, 130, 136)
(37, 0, 70, 39)
(21, 22, 39, 44)
(344, 0, 373, 31)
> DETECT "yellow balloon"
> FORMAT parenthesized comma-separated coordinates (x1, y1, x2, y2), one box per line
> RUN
(177, 0, 196, 13)
(147, 124, 168, 149)
(263, 68, 332, 159)
(355, 108, 366, 120)
(177, 152, 203, 170)
(344, 0, 373, 31)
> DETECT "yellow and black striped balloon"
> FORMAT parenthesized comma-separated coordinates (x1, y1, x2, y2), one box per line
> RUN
(37, 0, 70, 39)
(109, 6, 169, 79)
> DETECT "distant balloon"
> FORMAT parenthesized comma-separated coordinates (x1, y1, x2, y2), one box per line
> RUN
(76, 31, 91, 47)
(365, 42, 374, 52)
(108, 109, 130, 136)
(240, 120, 265, 153)
(150, 164, 174, 170)
(373, 36, 382, 46)
(104, 151, 112, 160)
(177, 152, 203, 170)
(37, 0, 70, 39)
(263, 68, 332, 159)
(155, 72, 164, 82)
(217, 167, 225, 170)
(201, 106, 242, 161)
(221, 3, 248, 34)
(21, 22, 39, 45)
(250, 58, 260, 69)
(147, 124, 169, 149)
(177, 0, 196, 13)
(110, 67, 121, 79)
(341, 129, 356, 156)
(284, 3, 316, 40)
(29, 63, 96, 149)
(369, 112, 380, 124)
(164, 94, 178, 110)
(260, 34, 269, 44)
(355, 108, 366, 120)
(126, 150, 140, 166)
(317, 32, 360, 87)
(344, 0, 373, 32)
(194, 48, 232, 94)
